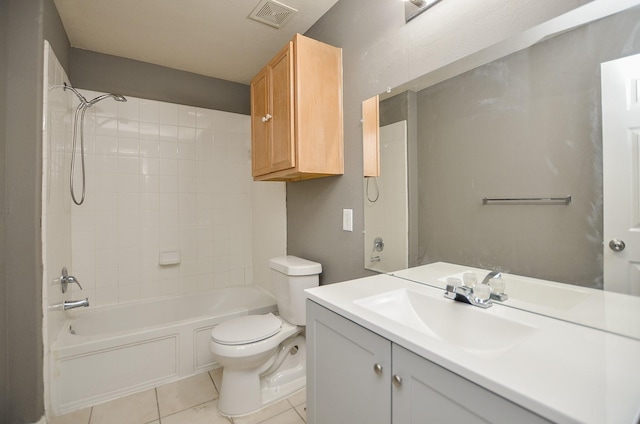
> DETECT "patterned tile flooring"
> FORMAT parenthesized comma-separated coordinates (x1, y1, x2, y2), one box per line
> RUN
(49, 368, 306, 424)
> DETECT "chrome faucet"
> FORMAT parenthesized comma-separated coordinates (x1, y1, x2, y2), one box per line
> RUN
(482, 270, 509, 302)
(444, 283, 492, 308)
(481, 270, 501, 285)
(60, 267, 82, 293)
(63, 298, 90, 310)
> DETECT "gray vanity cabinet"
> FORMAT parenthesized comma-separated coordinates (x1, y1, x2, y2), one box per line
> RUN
(306, 300, 391, 424)
(307, 300, 551, 424)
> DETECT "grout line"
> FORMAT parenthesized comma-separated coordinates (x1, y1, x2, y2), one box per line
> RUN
(87, 406, 94, 424)
(154, 388, 162, 423)
(209, 368, 222, 394)
(292, 405, 306, 423)
(208, 369, 217, 389)
(160, 399, 215, 421)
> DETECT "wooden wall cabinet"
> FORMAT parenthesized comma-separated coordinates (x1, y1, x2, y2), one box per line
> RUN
(362, 95, 380, 177)
(251, 34, 344, 181)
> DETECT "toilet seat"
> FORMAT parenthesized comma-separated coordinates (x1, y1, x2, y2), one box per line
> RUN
(212, 313, 282, 345)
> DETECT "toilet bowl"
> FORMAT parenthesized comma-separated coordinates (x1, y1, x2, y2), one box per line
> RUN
(209, 256, 321, 417)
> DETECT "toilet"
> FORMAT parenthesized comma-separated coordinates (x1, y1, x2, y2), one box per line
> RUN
(210, 255, 321, 417)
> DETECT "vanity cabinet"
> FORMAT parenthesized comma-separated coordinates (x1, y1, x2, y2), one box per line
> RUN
(307, 300, 551, 424)
(250, 33, 344, 182)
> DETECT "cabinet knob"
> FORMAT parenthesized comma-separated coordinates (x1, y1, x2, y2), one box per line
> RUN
(392, 374, 402, 387)
(373, 363, 383, 375)
(262, 114, 272, 122)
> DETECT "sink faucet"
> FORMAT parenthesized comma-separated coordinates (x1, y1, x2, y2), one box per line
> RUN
(482, 270, 509, 302)
(444, 283, 492, 308)
(481, 270, 501, 285)
(62, 298, 90, 310)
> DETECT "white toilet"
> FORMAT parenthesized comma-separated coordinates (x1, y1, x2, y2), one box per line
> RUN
(210, 255, 321, 417)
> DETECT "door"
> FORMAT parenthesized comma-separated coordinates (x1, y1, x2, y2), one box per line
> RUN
(269, 41, 295, 173)
(602, 53, 640, 295)
(251, 67, 270, 176)
(306, 301, 391, 424)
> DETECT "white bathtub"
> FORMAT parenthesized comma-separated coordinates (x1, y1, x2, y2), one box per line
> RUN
(49, 285, 277, 415)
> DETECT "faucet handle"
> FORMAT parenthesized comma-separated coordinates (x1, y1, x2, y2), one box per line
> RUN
(60, 267, 82, 293)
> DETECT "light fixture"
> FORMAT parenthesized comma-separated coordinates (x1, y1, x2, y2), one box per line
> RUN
(405, 0, 442, 22)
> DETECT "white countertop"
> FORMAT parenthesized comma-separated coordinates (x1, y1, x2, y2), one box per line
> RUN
(392, 262, 640, 340)
(306, 272, 640, 424)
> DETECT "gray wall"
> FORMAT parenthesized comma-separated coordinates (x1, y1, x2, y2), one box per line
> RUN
(2, 2, 70, 421)
(294, 0, 592, 284)
(0, 0, 8, 419)
(3, 0, 48, 421)
(415, 9, 640, 288)
(70, 48, 250, 114)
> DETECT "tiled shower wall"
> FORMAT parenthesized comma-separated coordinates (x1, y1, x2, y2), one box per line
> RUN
(43, 42, 286, 314)
(42, 40, 73, 415)
(68, 89, 280, 306)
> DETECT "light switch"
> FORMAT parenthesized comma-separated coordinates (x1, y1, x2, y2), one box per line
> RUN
(343, 209, 353, 231)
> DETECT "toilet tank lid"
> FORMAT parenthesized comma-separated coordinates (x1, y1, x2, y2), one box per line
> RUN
(270, 256, 322, 276)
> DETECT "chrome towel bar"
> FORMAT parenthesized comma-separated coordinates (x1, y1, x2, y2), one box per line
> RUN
(482, 195, 572, 204)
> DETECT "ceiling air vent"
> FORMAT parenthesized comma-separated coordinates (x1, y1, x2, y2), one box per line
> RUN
(249, 0, 297, 29)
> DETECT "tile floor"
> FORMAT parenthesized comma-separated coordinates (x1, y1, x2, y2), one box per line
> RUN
(49, 368, 307, 424)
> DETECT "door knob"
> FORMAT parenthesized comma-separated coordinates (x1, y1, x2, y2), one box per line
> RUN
(262, 114, 272, 122)
(609, 239, 626, 252)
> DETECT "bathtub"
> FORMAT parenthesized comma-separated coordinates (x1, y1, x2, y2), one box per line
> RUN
(49, 285, 277, 415)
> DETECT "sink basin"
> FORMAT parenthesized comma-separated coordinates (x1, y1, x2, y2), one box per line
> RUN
(354, 288, 537, 356)
(439, 272, 591, 311)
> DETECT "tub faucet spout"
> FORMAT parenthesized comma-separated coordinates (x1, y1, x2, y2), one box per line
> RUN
(63, 298, 89, 310)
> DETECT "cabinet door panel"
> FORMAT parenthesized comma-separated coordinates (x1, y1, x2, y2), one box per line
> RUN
(307, 301, 391, 424)
(392, 345, 550, 424)
(269, 42, 295, 172)
(251, 67, 270, 176)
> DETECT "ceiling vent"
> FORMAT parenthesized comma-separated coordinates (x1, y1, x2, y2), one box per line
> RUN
(249, 0, 298, 29)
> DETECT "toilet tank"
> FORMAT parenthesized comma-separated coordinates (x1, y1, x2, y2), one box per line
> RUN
(270, 256, 322, 325)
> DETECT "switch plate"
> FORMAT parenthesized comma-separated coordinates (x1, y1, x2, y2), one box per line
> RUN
(343, 209, 353, 231)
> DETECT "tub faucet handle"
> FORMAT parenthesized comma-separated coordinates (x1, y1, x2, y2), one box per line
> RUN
(60, 267, 82, 293)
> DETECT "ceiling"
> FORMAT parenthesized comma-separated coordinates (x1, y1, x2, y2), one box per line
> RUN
(53, 0, 340, 85)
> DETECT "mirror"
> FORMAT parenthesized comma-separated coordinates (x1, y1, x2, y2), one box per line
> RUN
(363, 120, 409, 273)
(363, 1, 640, 339)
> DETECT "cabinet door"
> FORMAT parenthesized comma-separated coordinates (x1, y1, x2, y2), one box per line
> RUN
(250, 66, 270, 177)
(307, 301, 391, 424)
(391, 345, 551, 424)
(269, 41, 295, 173)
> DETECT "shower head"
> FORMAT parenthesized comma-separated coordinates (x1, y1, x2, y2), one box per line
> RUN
(63, 82, 89, 105)
(63, 83, 127, 107)
(86, 93, 127, 107)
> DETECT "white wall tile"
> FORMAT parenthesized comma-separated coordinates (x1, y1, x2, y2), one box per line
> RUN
(49, 92, 285, 308)
(178, 107, 197, 127)
(118, 97, 139, 120)
(139, 100, 160, 123)
(140, 122, 159, 140)
(159, 124, 178, 141)
(159, 140, 179, 159)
